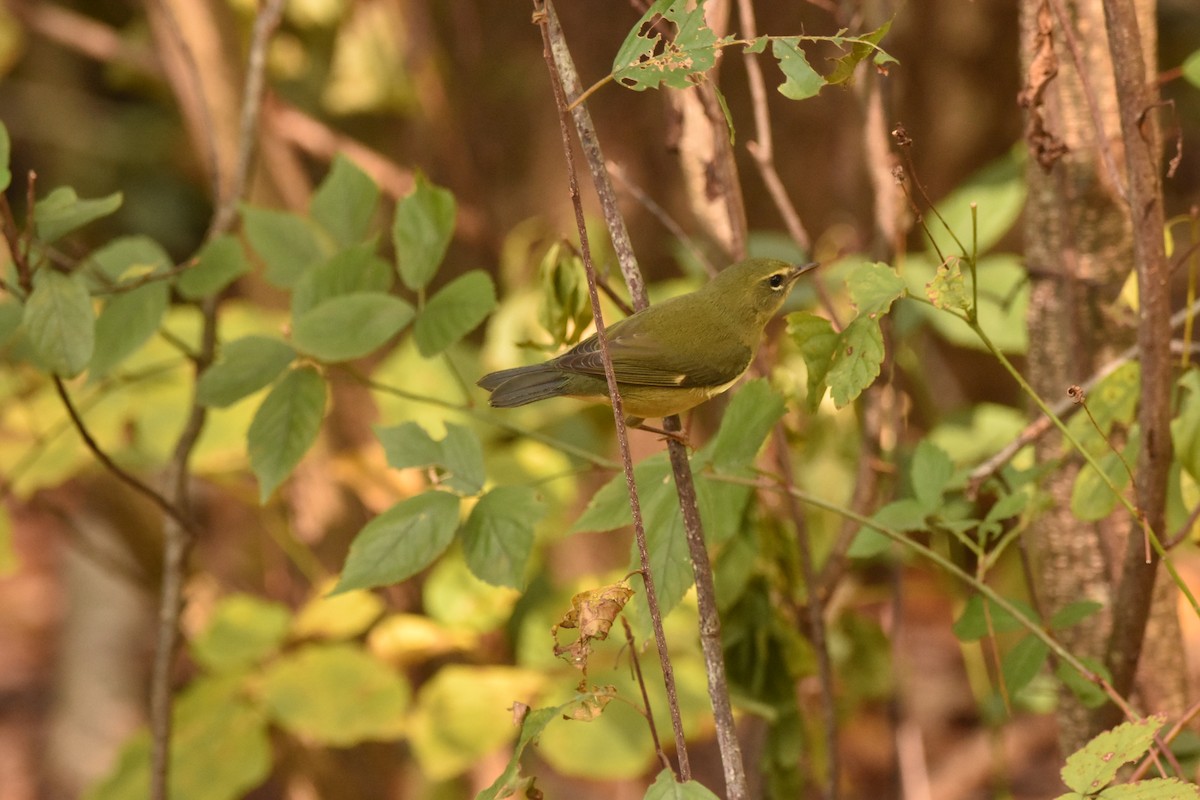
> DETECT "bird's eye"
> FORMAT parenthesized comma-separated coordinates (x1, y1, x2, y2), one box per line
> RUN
(769, 273, 785, 289)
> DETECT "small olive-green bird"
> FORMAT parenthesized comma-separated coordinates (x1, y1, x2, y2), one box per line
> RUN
(478, 257, 815, 427)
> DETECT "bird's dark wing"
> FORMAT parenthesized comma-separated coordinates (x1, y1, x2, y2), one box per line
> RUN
(552, 310, 751, 388)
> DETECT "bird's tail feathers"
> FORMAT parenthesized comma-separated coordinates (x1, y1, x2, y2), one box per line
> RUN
(478, 364, 569, 407)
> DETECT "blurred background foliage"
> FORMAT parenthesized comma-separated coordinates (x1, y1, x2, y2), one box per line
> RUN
(0, 0, 1199, 799)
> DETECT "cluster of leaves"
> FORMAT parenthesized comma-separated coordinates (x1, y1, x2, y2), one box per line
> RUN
(611, 0, 895, 103)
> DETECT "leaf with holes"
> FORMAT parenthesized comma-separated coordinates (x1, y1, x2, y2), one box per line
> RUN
(612, 0, 722, 91)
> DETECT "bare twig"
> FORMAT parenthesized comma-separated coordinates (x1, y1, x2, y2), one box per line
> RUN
(606, 160, 717, 278)
(1095, 0, 1172, 733)
(623, 617, 672, 774)
(534, 0, 692, 781)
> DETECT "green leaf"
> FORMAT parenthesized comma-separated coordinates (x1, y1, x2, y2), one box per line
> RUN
(177, 235, 251, 299)
(86, 235, 172, 285)
(190, 594, 291, 673)
(612, 0, 721, 91)
(22, 269, 94, 376)
(291, 292, 413, 362)
(310, 154, 380, 247)
(1049, 600, 1103, 630)
(1001, 634, 1049, 696)
(826, 19, 894, 85)
(334, 491, 461, 593)
(848, 261, 906, 315)
(772, 37, 823, 100)
(1172, 369, 1200, 481)
(33, 187, 122, 243)
(197, 336, 296, 408)
(290, 241, 394, 316)
(910, 440, 953, 511)
(393, 173, 456, 291)
(1060, 716, 1165, 794)
(1181, 49, 1200, 89)
(0, 121, 10, 192)
(952, 594, 1038, 642)
(410, 665, 545, 781)
(710, 378, 786, 470)
(248, 366, 327, 501)
(376, 421, 486, 495)
(1070, 361, 1140, 442)
(1101, 779, 1200, 800)
(743, 36, 768, 55)
(87, 676, 270, 800)
(572, 453, 670, 534)
(413, 270, 496, 357)
(90, 282, 169, 379)
(787, 311, 838, 412)
(259, 643, 409, 746)
(476, 705, 562, 799)
(904, 252, 1030, 354)
(1056, 657, 1111, 709)
(644, 769, 722, 799)
(826, 314, 884, 408)
(1070, 427, 1139, 521)
(461, 486, 544, 588)
(240, 205, 325, 288)
(537, 243, 591, 346)
(926, 258, 971, 313)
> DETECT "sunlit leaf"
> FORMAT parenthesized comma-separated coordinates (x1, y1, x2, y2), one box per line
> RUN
(826, 314, 884, 408)
(926, 258, 971, 313)
(247, 366, 327, 501)
(290, 241, 393, 316)
(772, 37, 823, 100)
(709, 379, 785, 470)
(334, 490, 461, 593)
(259, 644, 409, 745)
(1060, 716, 1166, 794)
(190, 594, 291, 674)
(293, 583, 385, 641)
(787, 311, 837, 412)
(848, 261, 906, 316)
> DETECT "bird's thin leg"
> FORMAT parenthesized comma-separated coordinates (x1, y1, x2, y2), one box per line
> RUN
(631, 420, 691, 448)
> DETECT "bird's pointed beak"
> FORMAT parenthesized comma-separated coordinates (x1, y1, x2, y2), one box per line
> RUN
(795, 261, 820, 277)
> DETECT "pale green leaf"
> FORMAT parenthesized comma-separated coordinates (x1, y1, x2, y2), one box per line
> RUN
(248, 366, 327, 501)
(259, 644, 409, 745)
(644, 769, 722, 799)
(177, 235, 250, 299)
(926, 258, 971, 313)
(413, 270, 496, 357)
(292, 587, 385, 640)
(772, 37, 823, 100)
(87, 676, 270, 800)
(190, 594, 291, 673)
(1172, 369, 1200, 481)
(903, 253, 1029, 354)
(612, 0, 720, 91)
(787, 310, 837, 412)
(848, 261, 906, 315)
(476, 705, 562, 799)
(825, 19, 893, 85)
(1102, 779, 1200, 799)
(22, 269, 94, 376)
(1181, 49, 1200, 89)
(90, 282, 169, 379)
(0, 506, 16, 576)
(461, 486, 544, 588)
(827, 314, 884, 408)
(1070, 428, 1138, 521)
(240, 205, 325, 288)
(910, 440, 953, 511)
(1061, 716, 1165, 794)
(393, 173, 455, 291)
(197, 336, 296, 408)
(292, 292, 413, 362)
(334, 491, 461, 593)
(33, 187, 122, 243)
(310, 154, 380, 247)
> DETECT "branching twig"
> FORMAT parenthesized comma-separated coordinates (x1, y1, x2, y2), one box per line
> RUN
(534, 0, 692, 781)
